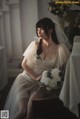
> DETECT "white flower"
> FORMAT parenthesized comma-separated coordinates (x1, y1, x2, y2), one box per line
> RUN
(40, 68, 61, 89)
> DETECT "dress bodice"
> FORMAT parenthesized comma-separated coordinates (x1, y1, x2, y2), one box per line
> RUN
(23, 40, 70, 75)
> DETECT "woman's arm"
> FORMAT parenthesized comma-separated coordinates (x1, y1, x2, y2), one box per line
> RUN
(21, 57, 42, 81)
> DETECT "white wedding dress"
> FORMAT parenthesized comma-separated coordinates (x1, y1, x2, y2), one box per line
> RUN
(4, 40, 70, 119)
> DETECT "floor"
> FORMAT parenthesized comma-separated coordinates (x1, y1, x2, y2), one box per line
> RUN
(0, 78, 14, 110)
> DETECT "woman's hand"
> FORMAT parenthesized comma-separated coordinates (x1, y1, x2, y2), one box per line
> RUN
(34, 75, 42, 81)
(21, 57, 42, 81)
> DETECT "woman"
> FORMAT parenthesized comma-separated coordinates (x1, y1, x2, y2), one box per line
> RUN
(4, 18, 70, 119)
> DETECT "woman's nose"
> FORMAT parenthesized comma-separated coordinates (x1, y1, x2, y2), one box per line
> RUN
(38, 30, 41, 34)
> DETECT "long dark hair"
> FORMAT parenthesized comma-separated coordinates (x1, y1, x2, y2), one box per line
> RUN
(36, 18, 59, 56)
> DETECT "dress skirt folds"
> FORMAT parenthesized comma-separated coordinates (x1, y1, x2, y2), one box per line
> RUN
(4, 73, 39, 119)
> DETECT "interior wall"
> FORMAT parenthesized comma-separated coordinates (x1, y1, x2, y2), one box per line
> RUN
(20, 0, 38, 51)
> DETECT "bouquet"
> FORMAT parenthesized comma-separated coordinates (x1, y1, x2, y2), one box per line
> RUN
(40, 68, 62, 90)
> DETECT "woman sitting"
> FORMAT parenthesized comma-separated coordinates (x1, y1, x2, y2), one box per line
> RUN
(4, 17, 70, 119)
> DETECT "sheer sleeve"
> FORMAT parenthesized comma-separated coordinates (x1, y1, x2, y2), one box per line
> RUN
(23, 41, 37, 59)
(57, 43, 70, 68)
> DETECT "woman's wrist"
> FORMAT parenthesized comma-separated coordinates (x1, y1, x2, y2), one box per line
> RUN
(32, 75, 42, 81)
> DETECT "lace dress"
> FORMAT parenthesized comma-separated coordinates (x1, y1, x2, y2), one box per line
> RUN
(4, 40, 70, 119)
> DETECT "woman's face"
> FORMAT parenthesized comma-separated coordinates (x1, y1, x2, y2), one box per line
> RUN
(37, 28, 48, 39)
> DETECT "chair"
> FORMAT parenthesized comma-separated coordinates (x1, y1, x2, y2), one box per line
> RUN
(32, 97, 63, 119)
(32, 95, 78, 119)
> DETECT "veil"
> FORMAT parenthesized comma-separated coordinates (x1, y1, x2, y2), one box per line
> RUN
(34, 17, 72, 50)
(51, 18, 72, 50)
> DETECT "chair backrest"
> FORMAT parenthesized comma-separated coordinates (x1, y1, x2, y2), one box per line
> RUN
(32, 98, 63, 118)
